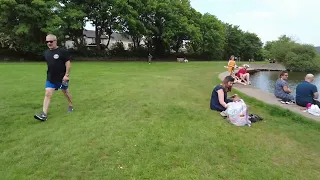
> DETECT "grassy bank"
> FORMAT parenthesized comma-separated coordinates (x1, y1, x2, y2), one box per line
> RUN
(0, 62, 319, 179)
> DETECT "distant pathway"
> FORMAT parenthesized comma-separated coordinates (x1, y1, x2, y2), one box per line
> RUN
(218, 64, 320, 122)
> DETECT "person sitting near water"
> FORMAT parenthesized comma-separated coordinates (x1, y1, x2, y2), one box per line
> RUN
(236, 64, 251, 85)
(231, 72, 247, 85)
(274, 71, 295, 104)
(227, 55, 238, 75)
(210, 75, 240, 114)
(295, 74, 320, 107)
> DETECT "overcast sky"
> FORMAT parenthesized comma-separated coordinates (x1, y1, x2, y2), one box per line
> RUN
(84, 0, 319, 46)
(190, 0, 319, 46)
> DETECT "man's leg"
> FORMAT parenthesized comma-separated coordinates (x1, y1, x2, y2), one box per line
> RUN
(240, 74, 248, 84)
(43, 88, 56, 114)
(34, 81, 57, 121)
(245, 73, 251, 84)
(288, 94, 295, 102)
(279, 94, 295, 104)
(61, 86, 73, 112)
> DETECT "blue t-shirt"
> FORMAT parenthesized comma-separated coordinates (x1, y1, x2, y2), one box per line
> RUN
(274, 79, 289, 98)
(210, 85, 232, 111)
(295, 81, 318, 106)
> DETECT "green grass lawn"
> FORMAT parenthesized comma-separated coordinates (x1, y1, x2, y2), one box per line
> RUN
(1, 61, 319, 180)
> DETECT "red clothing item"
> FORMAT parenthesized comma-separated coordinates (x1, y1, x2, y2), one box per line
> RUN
(236, 68, 247, 77)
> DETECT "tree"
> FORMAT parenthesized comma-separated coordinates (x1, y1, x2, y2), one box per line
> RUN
(240, 32, 263, 60)
(223, 24, 243, 59)
(122, 0, 147, 49)
(84, 0, 127, 50)
(163, 0, 199, 53)
(261, 49, 272, 60)
(59, 0, 87, 49)
(0, 0, 268, 61)
(197, 13, 225, 59)
(0, 0, 62, 55)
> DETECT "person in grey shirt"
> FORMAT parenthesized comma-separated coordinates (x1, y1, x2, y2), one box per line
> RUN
(274, 71, 295, 103)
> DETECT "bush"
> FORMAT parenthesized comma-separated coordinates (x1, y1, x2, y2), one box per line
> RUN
(109, 41, 126, 56)
(268, 38, 320, 72)
(127, 46, 149, 58)
(270, 41, 296, 63)
(68, 48, 109, 58)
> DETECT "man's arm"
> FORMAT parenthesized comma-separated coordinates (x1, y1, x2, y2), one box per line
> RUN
(282, 85, 291, 93)
(313, 85, 319, 99)
(280, 80, 291, 93)
(65, 60, 71, 77)
(64, 49, 71, 77)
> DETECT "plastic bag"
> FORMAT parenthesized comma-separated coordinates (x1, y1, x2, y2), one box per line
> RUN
(225, 99, 251, 126)
(307, 104, 320, 116)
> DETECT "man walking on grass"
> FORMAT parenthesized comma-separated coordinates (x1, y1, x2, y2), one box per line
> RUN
(34, 34, 73, 121)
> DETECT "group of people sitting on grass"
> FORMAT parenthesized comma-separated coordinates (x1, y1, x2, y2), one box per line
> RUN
(274, 71, 320, 108)
(210, 69, 320, 114)
(209, 57, 320, 120)
(208, 56, 253, 117)
(208, 75, 264, 126)
(226, 55, 251, 85)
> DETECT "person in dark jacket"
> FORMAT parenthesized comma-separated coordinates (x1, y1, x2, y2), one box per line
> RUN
(210, 75, 239, 112)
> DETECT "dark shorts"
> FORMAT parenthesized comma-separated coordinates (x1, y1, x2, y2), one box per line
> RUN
(45, 80, 68, 90)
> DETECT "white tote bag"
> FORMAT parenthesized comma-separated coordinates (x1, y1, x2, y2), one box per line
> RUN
(225, 99, 251, 126)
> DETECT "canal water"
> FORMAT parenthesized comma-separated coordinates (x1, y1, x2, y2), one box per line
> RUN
(249, 71, 320, 98)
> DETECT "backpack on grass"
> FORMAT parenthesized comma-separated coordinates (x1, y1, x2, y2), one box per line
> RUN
(248, 114, 263, 123)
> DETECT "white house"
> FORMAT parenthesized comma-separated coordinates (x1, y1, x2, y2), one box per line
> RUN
(65, 29, 145, 50)
(64, 29, 190, 52)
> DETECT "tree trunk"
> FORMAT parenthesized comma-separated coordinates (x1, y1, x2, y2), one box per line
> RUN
(106, 31, 112, 50)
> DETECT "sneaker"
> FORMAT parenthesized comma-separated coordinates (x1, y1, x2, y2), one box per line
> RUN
(220, 111, 227, 117)
(34, 111, 47, 121)
(280, 101, 286, 104)
(68, 106, 74, 113)
(286, 101, 294, 105)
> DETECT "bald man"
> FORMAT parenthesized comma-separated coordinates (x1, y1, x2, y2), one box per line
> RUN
(295, 74, 319, 107)
(34, 34, 73, 121)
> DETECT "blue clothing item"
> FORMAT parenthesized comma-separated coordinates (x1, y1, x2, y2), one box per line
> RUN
(45, 80, 68, 90)
(210, 85, 233, 112)
(274, 79, 294, 101)
(296, 81, 318, 107)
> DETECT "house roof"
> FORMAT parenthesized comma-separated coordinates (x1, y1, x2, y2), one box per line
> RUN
(83, 29, 131, 41)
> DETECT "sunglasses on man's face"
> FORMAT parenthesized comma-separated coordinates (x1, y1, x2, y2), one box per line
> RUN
(46, 40, 55, 43)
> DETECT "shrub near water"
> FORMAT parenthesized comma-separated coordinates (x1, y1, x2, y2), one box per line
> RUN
(285, 52, 320, 72)
(266, 35, 320, 72)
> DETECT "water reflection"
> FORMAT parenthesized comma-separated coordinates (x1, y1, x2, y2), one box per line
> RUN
(250, 71, 320, 99)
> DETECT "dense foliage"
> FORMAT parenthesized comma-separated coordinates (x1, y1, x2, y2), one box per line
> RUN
(0, 0, 264, 61)
(263, 35, 320, 72)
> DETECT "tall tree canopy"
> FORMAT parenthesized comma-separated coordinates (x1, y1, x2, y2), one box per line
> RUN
(0, 0, 266, 60)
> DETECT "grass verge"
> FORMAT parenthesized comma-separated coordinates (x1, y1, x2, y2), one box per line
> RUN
(0, 61, 319, 180)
